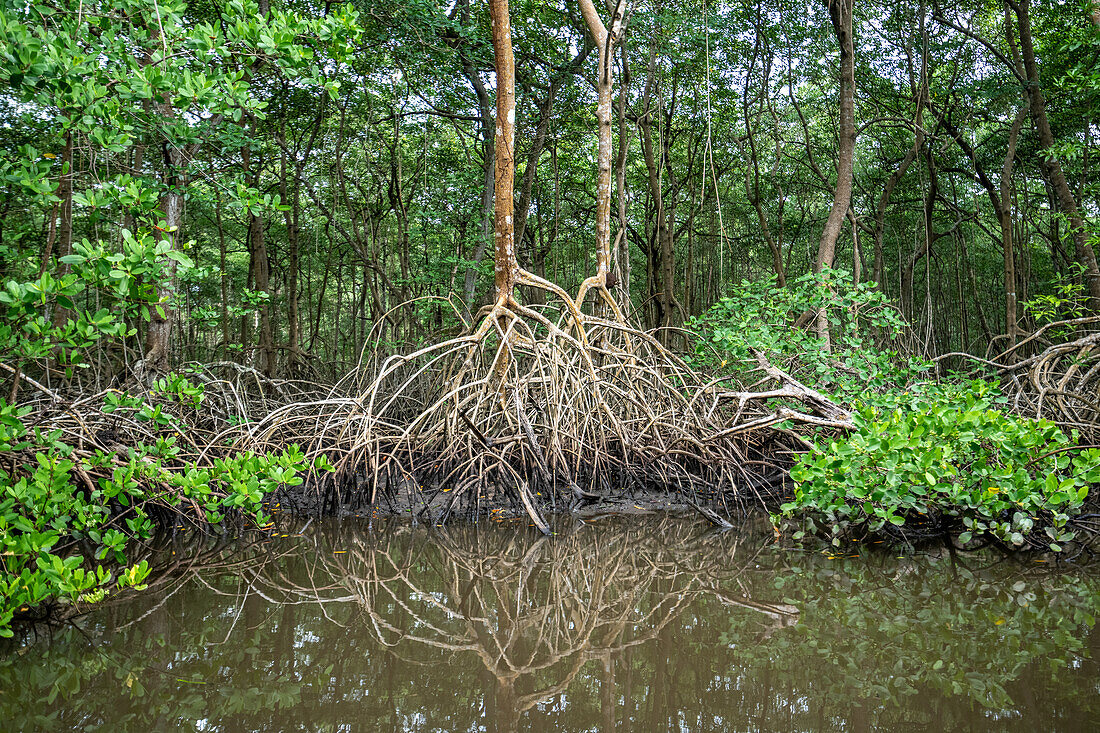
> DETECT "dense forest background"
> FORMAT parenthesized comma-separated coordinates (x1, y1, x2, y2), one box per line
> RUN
(3, 0, 1098, 380)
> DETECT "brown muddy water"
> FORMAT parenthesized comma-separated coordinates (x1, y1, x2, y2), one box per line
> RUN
(2, 513, 1099, 732)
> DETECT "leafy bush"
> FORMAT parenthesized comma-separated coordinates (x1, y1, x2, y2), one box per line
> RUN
(0, 255, 316, 636)
(780, 382, 1100, 550)
(687, 268, 929, 401)
(0, 392, 312, 636)
(0, 387, 314, 633)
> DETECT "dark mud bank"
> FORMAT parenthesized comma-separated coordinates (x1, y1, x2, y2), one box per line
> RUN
(262, 472, 791, 526)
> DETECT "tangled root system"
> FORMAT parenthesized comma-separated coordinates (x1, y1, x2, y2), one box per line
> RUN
(242, 294, 810, 530)
(938, 316, 1100, 442)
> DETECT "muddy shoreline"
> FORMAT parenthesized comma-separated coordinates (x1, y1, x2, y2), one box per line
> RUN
(262, 477, 786, 527)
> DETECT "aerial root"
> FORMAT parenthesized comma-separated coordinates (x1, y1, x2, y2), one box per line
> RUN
(239, 290, 866, 527)
(935, 317, 1100, 441)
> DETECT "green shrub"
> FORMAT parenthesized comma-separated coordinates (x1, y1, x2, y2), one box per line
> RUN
(781, 382, 1100, 550)
(686, 268, 929, 402)
(0, 394, 312, 636)
(0, 214, 325, 636)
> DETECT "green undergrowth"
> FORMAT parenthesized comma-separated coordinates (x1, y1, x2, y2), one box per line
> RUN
(0, 237, 317, 636)
(689, 274, 1100, 552)
(687, 268, 931, 403)
(0, 392, 312, 637)
(780, 382, 1100, 551)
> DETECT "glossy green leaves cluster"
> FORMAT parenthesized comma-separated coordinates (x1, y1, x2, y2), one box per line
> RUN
(0, 388, 312, 636)
(783, 383, 1100, 550)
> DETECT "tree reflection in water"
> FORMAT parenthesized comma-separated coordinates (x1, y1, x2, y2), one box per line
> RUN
(1, 514, 1098, 732)
(292, 516, 796, 732)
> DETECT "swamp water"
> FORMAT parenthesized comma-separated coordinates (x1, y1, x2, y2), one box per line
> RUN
(1, 513, 1098, 732)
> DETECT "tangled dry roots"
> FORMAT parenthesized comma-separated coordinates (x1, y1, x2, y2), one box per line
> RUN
(939, 317, 1100, 442)
(1000, 328, 1100, 441)
(241, 295, 795, 529)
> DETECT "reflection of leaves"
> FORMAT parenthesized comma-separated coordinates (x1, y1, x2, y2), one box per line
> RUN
(745, 555, 1100, 713)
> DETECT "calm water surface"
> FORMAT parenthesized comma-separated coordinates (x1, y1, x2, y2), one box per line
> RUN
(2, 514, 1098, 731)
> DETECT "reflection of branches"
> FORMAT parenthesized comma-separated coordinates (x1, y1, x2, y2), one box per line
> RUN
(243, 516, 797, 725)
(38, 530, 281, 634)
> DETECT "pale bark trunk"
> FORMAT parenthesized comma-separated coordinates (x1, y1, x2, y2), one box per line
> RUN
(577, 0, 626, 287)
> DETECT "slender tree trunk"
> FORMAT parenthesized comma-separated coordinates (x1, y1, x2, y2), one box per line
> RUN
(637, 53, 679, 342)
(615, 43, 632, 307)
(243, 142, 275, 377)
(872, 143, 919, 290)
(49, 131, 74, 331)
(276, 114, 320, 372)
(1012, 0, 1100, 307)
(462, 61, 496, 317)
(280, 145, 304, 371)
(144, 153, 183, 373)
(999, 102, 1027, 355)
(814, 0, 856, 350)
(513, 94, 552, 255)
(489, 0, 518, 300)
(215, 189, 230, 359)
(849, 208, 862, 286)
(576, 0, 626, 309)
(961, 233, 993, 344)
(903, 145, 937, 322)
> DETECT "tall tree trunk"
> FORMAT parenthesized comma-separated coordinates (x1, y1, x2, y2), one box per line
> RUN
(489, 0, 518, 301)
(902, 145, 937, 323)
(576, 0, 627, 311)
(243, 141, 275, 377)
(144, 145, 184, 374)
(1012, 0, 1100, 307)
(276, 110, 321, 372)
(814, 0, 856, 349)
(462, 60, 496, 318)
(279, 143, 303, 371)
(215, 189, 230, 359)
(999, 102, 1027, 355)
(637, 45, 678, 343)
(50, 130, 74, 330)
(615, 43, 632, 308)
